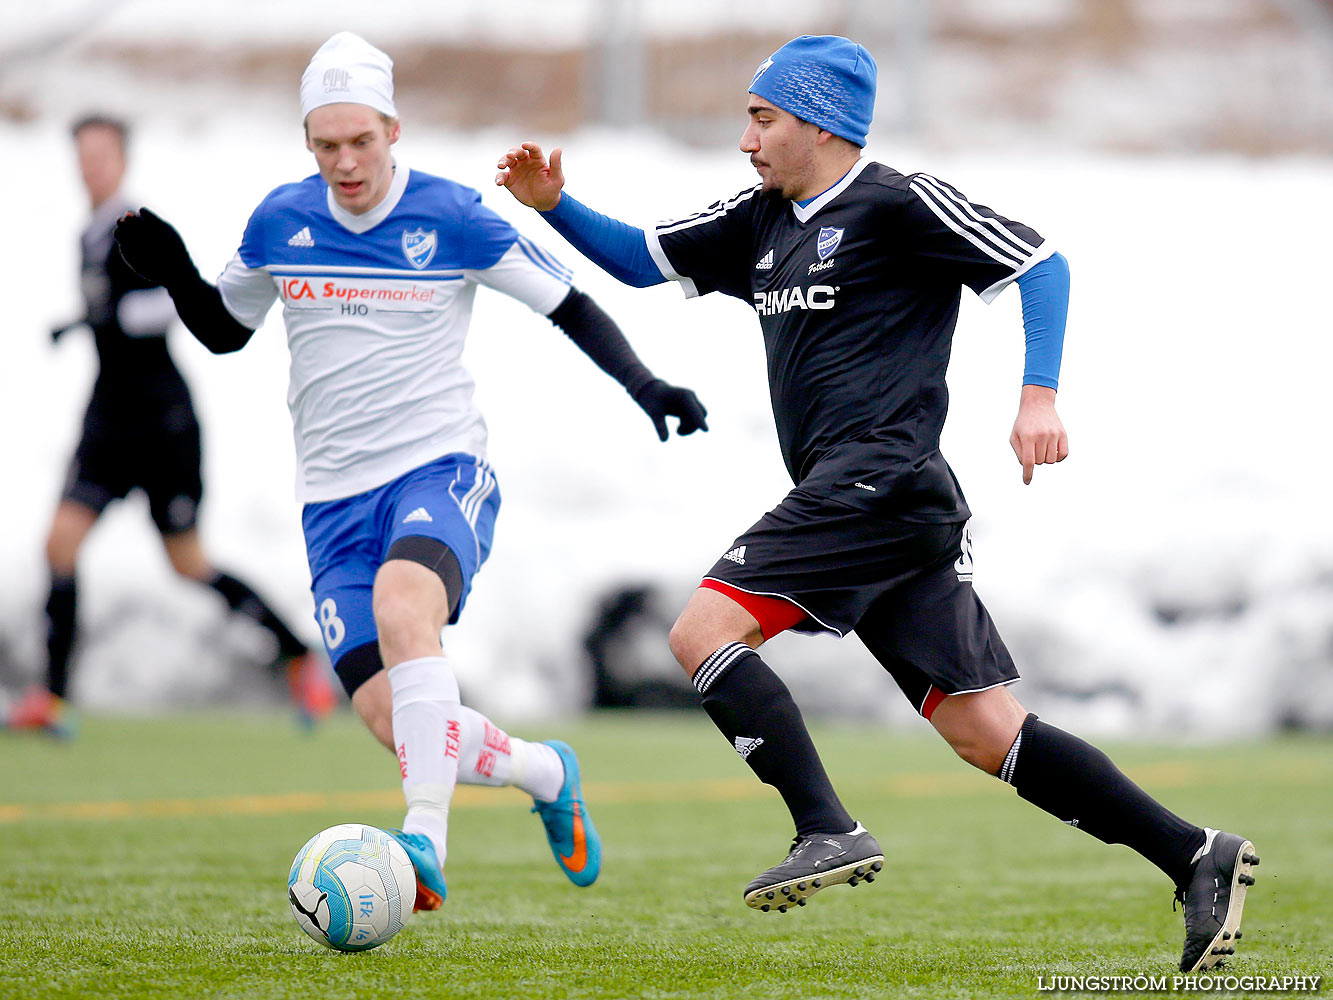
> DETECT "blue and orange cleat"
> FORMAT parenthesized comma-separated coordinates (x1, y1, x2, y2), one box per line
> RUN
(386, 829, 447, 911)
(284, 651, 337, 728)
(531, 740, 601, 887)
(5, 686, 74, 739)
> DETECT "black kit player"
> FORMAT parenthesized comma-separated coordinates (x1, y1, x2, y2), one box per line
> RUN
(497, 35, 1260, 974)
(7, 114, 334, 736)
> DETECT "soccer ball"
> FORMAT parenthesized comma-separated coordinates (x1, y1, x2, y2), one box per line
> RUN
(287, 823, 417, 952)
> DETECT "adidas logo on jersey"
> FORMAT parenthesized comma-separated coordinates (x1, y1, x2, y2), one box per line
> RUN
(734, 736, 764, 759)
(402, 507, 434, 524)
(722, 545, 747, 565)
(755, 249, 775, 270)
(287, 226, 315, 247)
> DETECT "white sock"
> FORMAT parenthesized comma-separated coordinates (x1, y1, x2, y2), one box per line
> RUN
(453, 705, 566, 802)
(388, 656, 461, 865)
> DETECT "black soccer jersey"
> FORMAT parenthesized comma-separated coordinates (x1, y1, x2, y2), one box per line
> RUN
(68, 195, 199, 518)
(74, 193, 194, 456)
(648, 159, 1050, 522)
(80, 195, 188, 395)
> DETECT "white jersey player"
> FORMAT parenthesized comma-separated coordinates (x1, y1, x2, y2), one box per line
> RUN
(114, 32, 707, 912)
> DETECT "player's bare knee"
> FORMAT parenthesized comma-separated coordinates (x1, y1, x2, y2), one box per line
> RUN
(669, 588, 763, 676)
(45, 531, 79, 575)
(942, 732, 1008, 774)
(930, 687, 1026, 775)
(372, 594, 432, 661)
(45, 506, 95, 572)
(667, 615, 700, 674)
(167, 552, 213, 581)
(667, 611, 734, 678)
(372, 560, 449, 662)
(162, 531, 213, 581)
(931, 709, 1011, 772)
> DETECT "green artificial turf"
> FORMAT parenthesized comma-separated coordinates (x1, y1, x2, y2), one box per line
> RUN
(0, 711, 1327, 999)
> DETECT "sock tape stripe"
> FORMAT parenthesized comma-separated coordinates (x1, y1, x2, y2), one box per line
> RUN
(693, 644, 748, 694)
(999, 731, 1022, 784)
(693, 642, 753, 694)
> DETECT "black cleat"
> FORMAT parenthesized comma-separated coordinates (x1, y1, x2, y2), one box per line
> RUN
(744, 823, 884, 911)
(1176, 828, 1260, 973)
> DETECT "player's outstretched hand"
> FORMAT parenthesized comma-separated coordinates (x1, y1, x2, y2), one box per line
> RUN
(495, 141, 565, 212)
(632, 379, 709, 442)
(114, 207, 195, 287)
(1009, 384, 1069, 485)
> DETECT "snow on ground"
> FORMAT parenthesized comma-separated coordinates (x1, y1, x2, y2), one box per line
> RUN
(1, 110, 1330, 733)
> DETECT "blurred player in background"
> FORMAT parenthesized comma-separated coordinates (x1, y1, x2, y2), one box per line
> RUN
(498, 34, 1258, 974)
(114, 34, 707, 911)
(6, 114, 334, 738)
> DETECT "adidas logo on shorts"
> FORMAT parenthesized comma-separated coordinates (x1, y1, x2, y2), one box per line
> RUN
(403, 507, 433, 524)
(722, 545, 747, 565)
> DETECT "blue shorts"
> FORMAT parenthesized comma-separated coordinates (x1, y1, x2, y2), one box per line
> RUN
(301, 453, 500, 669)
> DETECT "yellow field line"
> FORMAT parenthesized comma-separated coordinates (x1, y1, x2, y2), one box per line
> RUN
(0, 759, 1236, 825)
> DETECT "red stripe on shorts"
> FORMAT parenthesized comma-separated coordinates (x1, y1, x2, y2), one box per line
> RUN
(920, 685, 947, 721)
(699, 579, 808, 639)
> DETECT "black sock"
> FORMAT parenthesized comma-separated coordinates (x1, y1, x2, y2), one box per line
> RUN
(1002, 713, 1205, 887)
(45, 575, 77, 699)
(694, 642, 854, 838)
(207, 572, 307, 660)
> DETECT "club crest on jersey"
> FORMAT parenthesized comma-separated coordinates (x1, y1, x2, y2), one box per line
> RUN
(816, 227, 844, 261)
(402, 228, 438, 270)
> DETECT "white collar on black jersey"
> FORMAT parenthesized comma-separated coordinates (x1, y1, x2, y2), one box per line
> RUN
(326, 163, 410, 233)
(790, 157, 870, 225)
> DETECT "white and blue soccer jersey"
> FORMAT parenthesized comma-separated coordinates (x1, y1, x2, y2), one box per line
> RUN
(216, 165, 572, 502)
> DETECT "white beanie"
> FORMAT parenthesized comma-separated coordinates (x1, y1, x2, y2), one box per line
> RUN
(300, 32, 397, 121)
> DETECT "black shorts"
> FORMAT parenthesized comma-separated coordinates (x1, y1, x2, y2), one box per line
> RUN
(63, 390, 203, 535)
(703, 489, 1018, 713)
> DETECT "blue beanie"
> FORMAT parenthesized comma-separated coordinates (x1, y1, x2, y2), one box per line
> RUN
(748, 35, 877, 147)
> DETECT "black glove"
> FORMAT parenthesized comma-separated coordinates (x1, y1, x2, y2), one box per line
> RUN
(631, 379, 709, 442)
(114, 207, 197, 287)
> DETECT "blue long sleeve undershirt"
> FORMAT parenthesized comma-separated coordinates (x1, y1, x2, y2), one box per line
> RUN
(539, 193, 1068, 389)
(1015, 252, 1069, 390)
(542, 194, 666, 287)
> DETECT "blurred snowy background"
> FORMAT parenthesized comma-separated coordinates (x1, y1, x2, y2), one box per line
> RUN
(0, 0, 1330, 735)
